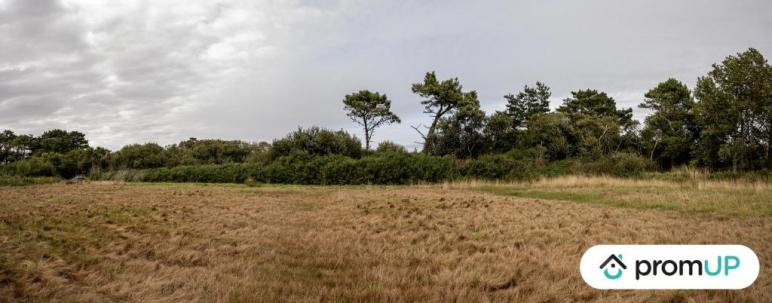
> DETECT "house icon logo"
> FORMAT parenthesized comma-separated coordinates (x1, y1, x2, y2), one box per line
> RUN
(599, 254, 626, 280)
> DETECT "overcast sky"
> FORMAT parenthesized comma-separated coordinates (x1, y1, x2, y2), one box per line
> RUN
(1, 0, 771, 150)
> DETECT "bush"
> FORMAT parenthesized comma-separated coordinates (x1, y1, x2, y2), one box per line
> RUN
(321, 153, 456, 184)
(143, 164, 250, 183)
(91, 152, 657, 185)
(108, 143, 167, 169)
(261, 155, 338, 184)
(574, 152, 656, 177)
(411, 154, 457, 183)
(271, 127, 362, 159)
(375, 141, 408, 154)
(460, 154, 537, 180)
(127, 154, 457, 185)
(11, 156, 56, 177)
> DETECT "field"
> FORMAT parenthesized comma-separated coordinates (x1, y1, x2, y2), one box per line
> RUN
(1, 177, 770, 302)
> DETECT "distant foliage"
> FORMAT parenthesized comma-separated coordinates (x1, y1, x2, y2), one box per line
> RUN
(693, 48, 772, 172)
(575, 152, 657, 177)
(639, 79, 697, 168)
(271, 127, 362, 159)
(1, 48, 770, 183)
(505, 82, 551, 129)
(375, 141, 408, 154)
(342, 90, 401, 150)
(99, 153, 653, 185)
(165, 138, 259, 166)
(143, 164, 251, 183)
(108, 143, 167, 169)
(459, 154, 537, 180)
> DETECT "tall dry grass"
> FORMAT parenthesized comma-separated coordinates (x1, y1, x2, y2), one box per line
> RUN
(0, 182, 769, 302)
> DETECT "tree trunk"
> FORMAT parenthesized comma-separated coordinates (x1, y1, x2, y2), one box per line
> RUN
(423, 106, 448, 154)
(423, 117, 440, 154)
(650, 138, 659, 161)
(363, 118, 370, 150)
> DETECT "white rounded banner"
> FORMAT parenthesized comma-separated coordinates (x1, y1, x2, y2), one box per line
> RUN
(580, 245, 759, 289)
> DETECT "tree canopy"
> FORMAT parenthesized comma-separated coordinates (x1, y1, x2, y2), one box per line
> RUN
(694, 48, 772, 171)
(639, 78, 697, 167)
(342, 90, 401, 150)
(411, 71, 478, 154)
(505, 82, 551, 129)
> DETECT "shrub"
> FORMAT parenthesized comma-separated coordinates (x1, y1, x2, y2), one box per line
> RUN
(143, 164, 248, 183)
(375, 141, 408, 154)
(460, 154, 537, 180)
(108, 143, 167, 169)
(408, 154, 456, 183)
(11, 156, 56, 177)
(271, 127, 362, 159)
(575, 152, 656, 177)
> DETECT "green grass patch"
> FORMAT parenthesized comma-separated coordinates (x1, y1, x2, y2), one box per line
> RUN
(0, 175, 60, 186)
(477, 181, 772, 217)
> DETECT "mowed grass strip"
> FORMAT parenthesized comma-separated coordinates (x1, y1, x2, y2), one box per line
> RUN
(475, 176, 772, 217)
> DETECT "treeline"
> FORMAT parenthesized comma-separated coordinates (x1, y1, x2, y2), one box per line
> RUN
(1, 48, 770, 184)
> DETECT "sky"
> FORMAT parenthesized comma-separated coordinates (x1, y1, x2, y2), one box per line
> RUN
(1, 0, 771, 150)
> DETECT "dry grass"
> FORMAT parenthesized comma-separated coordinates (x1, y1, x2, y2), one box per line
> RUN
(0, 180, 770, 302)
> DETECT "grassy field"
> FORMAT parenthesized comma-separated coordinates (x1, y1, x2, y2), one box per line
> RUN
(0, 178, 770, 302)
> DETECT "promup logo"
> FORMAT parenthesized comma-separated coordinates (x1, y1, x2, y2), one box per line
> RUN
(599, 254, 626, 280)
(580, 245, 759, 289)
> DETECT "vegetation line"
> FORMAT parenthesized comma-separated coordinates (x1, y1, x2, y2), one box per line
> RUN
(1, 48, 771, 184)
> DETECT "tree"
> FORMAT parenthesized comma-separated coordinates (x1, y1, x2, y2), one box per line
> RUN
(165, 138, 255, 166)
(694, 48, 772, 171)
(558, 90, 634, 127)
(411, 71, 477, 154)
(483, 111, 517, 153)
(505, 82, 551, 129)
(342, 90, 401, 150)
(639, 79, 697, 167)
(557, 90, 635, 157)
(108, 143, 167, 169)
(10, 134, 35, 161)
(0, 130, 17, 164)
(271, 127, 362, 159)
(375, 141, 408, 154)
(432, 93, 488, 158)
(35, 129, 88, 154)
(523, 113, 575, 161)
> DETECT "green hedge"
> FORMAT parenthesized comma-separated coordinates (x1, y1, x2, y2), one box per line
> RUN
(89, 152, 657, 185)
(142, 164, 253, 183)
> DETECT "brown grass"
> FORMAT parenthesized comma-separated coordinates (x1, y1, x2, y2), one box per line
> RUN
(0, 181, 770, 302)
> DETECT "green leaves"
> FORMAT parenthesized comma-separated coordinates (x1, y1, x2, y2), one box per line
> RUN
(342, 90, 401, 150)
(558, 89, 634, 128)
(411, 71, 478, 154)
(639, 78, 697, 168)
(505, 82, 551, 128)
(694, 48, 772, 171)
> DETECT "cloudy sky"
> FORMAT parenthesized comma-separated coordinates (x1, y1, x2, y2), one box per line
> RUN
(1, 0, 771, 150)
